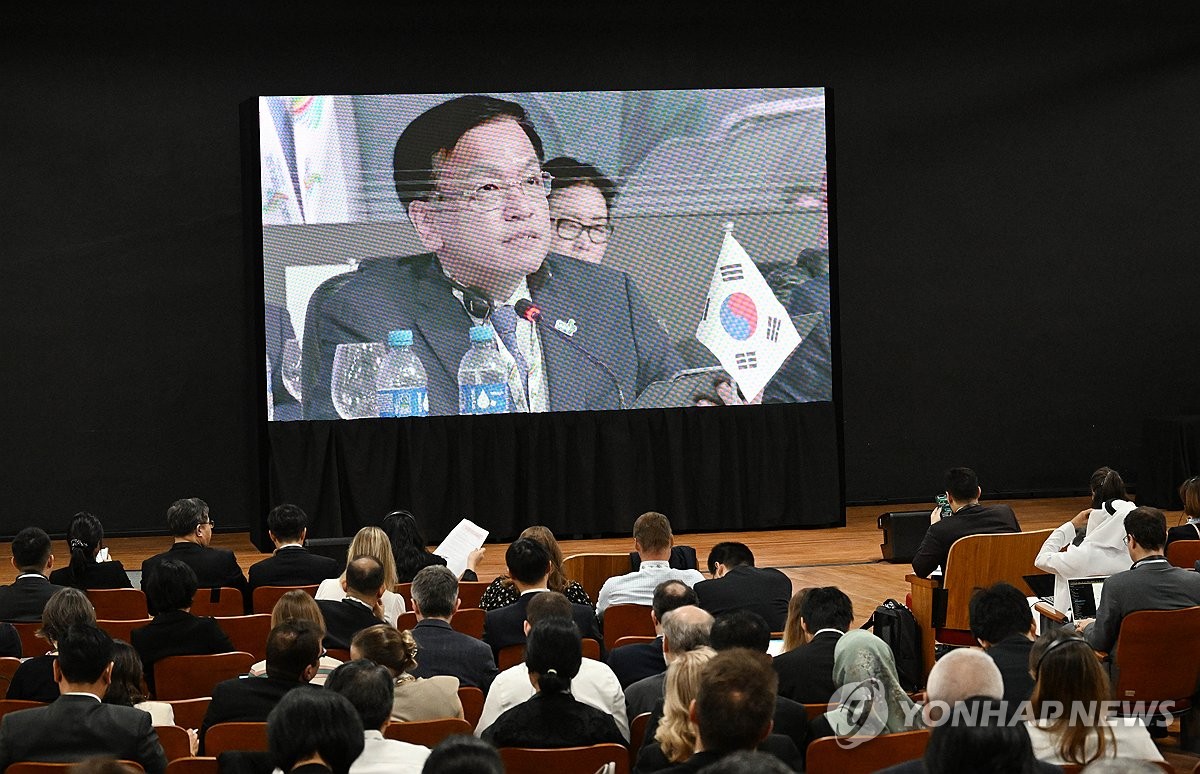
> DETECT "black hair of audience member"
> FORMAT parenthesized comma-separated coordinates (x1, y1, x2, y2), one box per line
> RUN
(710, 610, 771, 652)
(325, 659, 394, 731)
(267, 688, 365, 774)
(695, 648, 777, 754)
(392, 95, 544, 209)
(505, 538, 551, 585)
(166, 498, 210, 536)
(39, 587, 97, 644)
(1088, 467, 1129, 511)
(57, 624, 114, 684)
(969, 582, 1033, 644)
(653, 579, 699, 622)
(382, 510, 435, 584)
(65, 512, 105, 580)
(266, 619, 324, 682)
(543, 156, 618, 211)
(924, 697, 1039, 774)
(104, 639, 150, 706)
(144, 559, 198, 613)
(945, 467, 979, 502)
(411, 565, 458, 619)
(525, 617, 582, 695)
(525, 590, 572, 626)
(422, 734, 504, 774)
(799, 586, 853, 632)
(345, 556, 384, 595)
(694, 750, 793, 774)
(267, 504, 308, 543)
(12, 527, 52, 573)
(69, 757, 142, 774)
(1125, 506, 1168, 551)
(705, 542, 755, 575)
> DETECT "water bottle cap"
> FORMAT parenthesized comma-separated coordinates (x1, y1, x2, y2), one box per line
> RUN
(387, 329, 414, 347)
(469, 325, 494, 343)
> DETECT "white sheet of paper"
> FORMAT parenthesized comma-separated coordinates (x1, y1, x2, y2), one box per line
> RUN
(433, 518, 489, 578)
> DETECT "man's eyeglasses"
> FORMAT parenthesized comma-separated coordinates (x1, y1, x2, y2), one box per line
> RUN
(437, 171, 553, 212)
(553, 218, 612, 244)
(1123, 534, 1133, 545)
(200, 520, 214, 529)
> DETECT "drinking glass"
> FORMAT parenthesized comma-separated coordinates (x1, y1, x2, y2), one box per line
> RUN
(280, 338, 303, 401)
(331, 342, 386, 419)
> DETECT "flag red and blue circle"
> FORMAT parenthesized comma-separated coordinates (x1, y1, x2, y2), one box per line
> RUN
(719, 293, 758, 340)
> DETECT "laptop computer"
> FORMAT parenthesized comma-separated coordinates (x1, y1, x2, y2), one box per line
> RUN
(1066, 576, 1108, 619)
(1023, 573, 1056, 600)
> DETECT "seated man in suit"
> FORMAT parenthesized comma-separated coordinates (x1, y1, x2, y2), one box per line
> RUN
(773, 585, 851, 705)
(317, 556, 388, 650)
(911, 467, 1022, 579)
(0, 527, 64, 622)
(483, 538, 601, 659)
(608, 579, 697, 688)
(141, 497, 249, 613)
(325, 660, 431, 774)
(248, 504, 340, 592)
(624, 604, 713, 723)
(199, 619, 323, 750)
(0, 624, 167, 774)
(968, 582, 1035, 708)
(694, 541, 792, 631)
(597, 512, 704, 614)
(409, 565, 498, 692)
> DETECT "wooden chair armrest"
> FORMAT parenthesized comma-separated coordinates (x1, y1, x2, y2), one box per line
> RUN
(906, 574, 938, 589)
(1033, 601, 1067, 624)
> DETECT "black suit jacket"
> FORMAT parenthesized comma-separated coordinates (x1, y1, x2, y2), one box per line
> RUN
(607, 636, 665, 688)
(774, 629, 842, 705)
(201, 677, 318, 751)
(409, 618, 499, 692)
(131, 610, 234, 695)
(141, 542, 250, 614)
(0, 575, 64, 622)
(483, 591, 602, 659)
(248, 547, 339, 591)
(910, 503, 1021, 578)
(694, 565, 792, 631)
(1167, 523, 1200, 545)
(0, 694, 167, 774)
(0, 623, 19, 658)
(986, 634, 1035, 708)
(49, 560, 133, 590)
(316, 598, 383, 650)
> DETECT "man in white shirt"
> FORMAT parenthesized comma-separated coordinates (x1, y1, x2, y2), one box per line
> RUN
(325, 660, 430, 774)
(597, 512, 704, 613)
(475, 591, 628, 740)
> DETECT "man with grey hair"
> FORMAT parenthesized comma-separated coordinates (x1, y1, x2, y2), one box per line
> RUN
(609, 579, 698, 687)
(409, 565, 497, 692)
(624, 604, 713, 720)
(922, 648, 1005, 724)
(141, 497, 248, 614)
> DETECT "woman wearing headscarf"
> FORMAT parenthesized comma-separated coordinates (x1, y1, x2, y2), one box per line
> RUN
(809, 629, 922, 743)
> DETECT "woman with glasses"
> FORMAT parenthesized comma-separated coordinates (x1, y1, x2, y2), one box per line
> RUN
(1166, 476, 1200, 544)
(543, 156, 616, 265)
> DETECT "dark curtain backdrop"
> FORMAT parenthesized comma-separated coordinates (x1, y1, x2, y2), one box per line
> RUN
(4, 5, 1200, 539)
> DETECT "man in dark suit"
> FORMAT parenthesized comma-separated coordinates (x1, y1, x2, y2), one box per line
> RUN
(608, 579, 696, 688)
(248, 504, 339, 592)
(301, 94, 682, 419)
(0, 527, 63, 622)
(623, 604, 713, 722)
(408, 565, 497, 692)
(968, 582, 1035, 709)
(141, 498, 249, 613)
(694, 542, 792, 631)
(0, 624, 166, 774)
(316, 556, 387, 650)
(199, 619, 323, 751)
(484, 538, 601, 659)
(773, 586, 851, 705)
(911, 467, 1021, 579)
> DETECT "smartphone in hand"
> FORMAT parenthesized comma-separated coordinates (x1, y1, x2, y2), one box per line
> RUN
(935, 493, 952, 519)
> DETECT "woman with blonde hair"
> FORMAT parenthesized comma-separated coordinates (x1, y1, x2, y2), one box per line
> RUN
(350, 624, 463, 721)
(635, 647, 716, 769)
(315, 527, 405, 624)
(477, 525, 592, 610)
(780, 587, 813, 653)
(248, 590, 343, 684)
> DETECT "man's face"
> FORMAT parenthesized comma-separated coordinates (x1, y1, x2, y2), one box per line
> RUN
(422, 117, 551, 293)
(548, 183, 610, 264)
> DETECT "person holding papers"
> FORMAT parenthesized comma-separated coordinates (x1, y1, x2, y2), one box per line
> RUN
(383, 510, 483, 584)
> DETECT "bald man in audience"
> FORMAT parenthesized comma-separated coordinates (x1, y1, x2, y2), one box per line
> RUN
(317, 556, 388, 650)
(922, 648, 1005, 723)
(623, 604, 714, 721)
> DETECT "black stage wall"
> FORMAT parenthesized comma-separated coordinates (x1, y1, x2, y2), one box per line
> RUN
(4, 6, 1200, 539)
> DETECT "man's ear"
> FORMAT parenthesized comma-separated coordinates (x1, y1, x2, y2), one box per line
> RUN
(523, 620, 532, 637)
(452, 597, 461, 616)
(408, 201, 444, 252)
(340, 577, 349, 594)
(101, 661, 114, 686)
(268, 531, 278, 545)
(45, 554, 53, 572)
(302, 662, 318, 683)
(688, 698, 699, 726)
(52, 659, 63, 684)
(757, 718, 774, 744)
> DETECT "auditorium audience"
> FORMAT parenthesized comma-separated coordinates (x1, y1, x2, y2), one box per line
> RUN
(773, 585, 851, 705)
(248, 589, 344, 684)
(267, 688, 365, 774)
(543, 156, 616, 265)
(624, 605, 713, 722)
(476, 524, 592, 610)
(8, 586, 96, 702)
(324, 660, 431, 774)
(0, 527, 64, 621)
(694, 541, 791, 631)
(477, 591, 628, 739)
(778, 587, 812, 653)
(810, 629, 922, 742)
(1168, 475, 1200, 544)
(48, 512, 132, 590)
(317, 556, 389, 650)
(408, 565, 498, 692)
(597, 512, 704, 613)
(481, 617, 626, 749)
(609, 579, 697, 688)
(316, 526, 405, 624)
(104, 639, 199, 754)
(1034, 467, 1134, 618)
(131, 558, 233, 696)
(911, 467, 1021, 578)
(350, 624, 464, 721)
(140, 498, 248, 613)
(968, 582, 1035, 707)
(1026, 627, 1162, 766)
(0, 625, 167, 774)
(249, 504, 340, 592)
(383, 510, 481, 584)
(422, 735, 503, 774)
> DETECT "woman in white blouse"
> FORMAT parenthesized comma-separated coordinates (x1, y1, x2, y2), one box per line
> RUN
(315, 526, 405, 625)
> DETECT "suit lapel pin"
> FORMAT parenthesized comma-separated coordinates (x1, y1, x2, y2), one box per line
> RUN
(555, 318, 578, 337)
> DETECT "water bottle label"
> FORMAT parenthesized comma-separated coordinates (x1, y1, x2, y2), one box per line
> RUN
(460, 383, 508, 414)
(377, 387, 429, 418)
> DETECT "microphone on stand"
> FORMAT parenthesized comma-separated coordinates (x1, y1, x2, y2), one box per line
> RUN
(515, 299, 627, 410)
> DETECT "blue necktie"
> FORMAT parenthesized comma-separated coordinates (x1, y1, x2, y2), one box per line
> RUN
(490, 305, 529, 401)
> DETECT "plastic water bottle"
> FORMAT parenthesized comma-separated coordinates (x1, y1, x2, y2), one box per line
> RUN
(376, 329, 429, 418)
(458, 325, 509, 415)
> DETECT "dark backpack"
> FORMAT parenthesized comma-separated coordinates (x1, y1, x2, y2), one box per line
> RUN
(861, 598, 922, 691)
